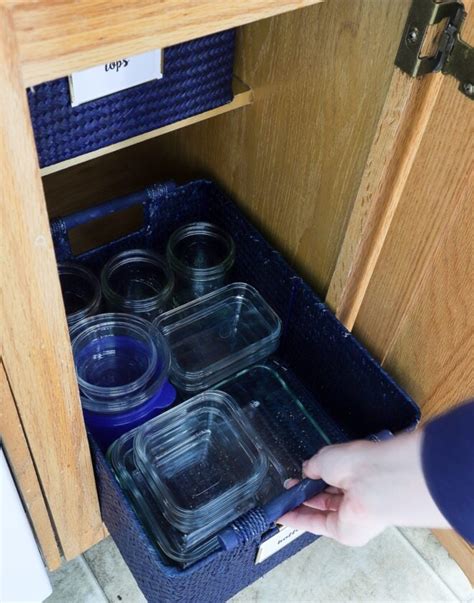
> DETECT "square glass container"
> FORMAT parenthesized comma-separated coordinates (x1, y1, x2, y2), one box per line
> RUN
(134, 391, 268, 531)
(108, 428, 222, 567)
(154, 283, 281, 392)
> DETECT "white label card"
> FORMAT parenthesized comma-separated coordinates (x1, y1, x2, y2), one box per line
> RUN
(256, 525, 305, 564)
(69, 49, 163, 107)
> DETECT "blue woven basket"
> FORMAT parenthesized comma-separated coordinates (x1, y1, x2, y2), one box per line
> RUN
(51, 180, 420, 603)
(28, 31, 235, 167)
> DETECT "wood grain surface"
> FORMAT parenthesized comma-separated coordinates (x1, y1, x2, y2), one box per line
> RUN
(40, 78, 253, 176)
(11, 0, 324, 86)
(43, 0, 411, 299)
(0, 7, 104, 561)
(351, 5, 474, 417)
(354, 88, 473, 371)
(339, 4, 474, 578)
(0, 361, 61, 570)
(376, 181, 473, 419)
(325, 69, 446, 329)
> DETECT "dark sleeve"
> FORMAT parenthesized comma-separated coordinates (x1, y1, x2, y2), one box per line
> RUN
(421, 401, 474, 544)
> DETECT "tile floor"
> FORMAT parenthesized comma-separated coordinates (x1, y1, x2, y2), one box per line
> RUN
(45, 528, 473, 603)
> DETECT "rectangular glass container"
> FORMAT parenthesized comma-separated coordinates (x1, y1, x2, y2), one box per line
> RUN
(216, 362, 333, 481)
(154, 283, 281, 392)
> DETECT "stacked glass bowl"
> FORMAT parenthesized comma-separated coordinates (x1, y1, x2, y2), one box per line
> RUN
(109, 391, 278, 566)
(167, 222, 235, 305)
(58, 263, 102, 328)
(101, 249, 175, 321)
(70, 313, 176, 449)
(58, 221, 236, 331)
(108, 361, 334, 567)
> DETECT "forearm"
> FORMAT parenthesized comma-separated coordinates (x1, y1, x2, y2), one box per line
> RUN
(344, 430, 449, 529)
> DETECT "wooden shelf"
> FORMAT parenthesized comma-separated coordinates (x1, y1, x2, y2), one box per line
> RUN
(39, 77, 253, 176)
(12, 0, 324, 87)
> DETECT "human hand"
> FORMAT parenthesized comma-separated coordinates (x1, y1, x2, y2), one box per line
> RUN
(279, 430, 449, 546)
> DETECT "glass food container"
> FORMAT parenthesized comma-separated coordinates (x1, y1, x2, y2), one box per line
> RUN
(109, 391, 275, 566)
(108, 427, 222, 567)
(101, 249, 174, 321)
(134, 391, 268, 532)
(154, 283, 281, 392)
(216, 362, 333, 480)
(70, 313, 175, 450)
(58, 262, 101, 328)
(166, 222, 235, 305)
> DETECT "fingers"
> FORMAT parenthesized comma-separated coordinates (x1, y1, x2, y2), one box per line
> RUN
(283, 475, 343, 511)
(279, 506, 337, 539)
(302, 456, 322, 480)
(303, 491, 343, 512)
(280, 506, 383, 547)
(283, 479, 340, 492)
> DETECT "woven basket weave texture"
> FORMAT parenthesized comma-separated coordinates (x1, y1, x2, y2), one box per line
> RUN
(28, 31, 235, 167)
(51, 180, 420, 603)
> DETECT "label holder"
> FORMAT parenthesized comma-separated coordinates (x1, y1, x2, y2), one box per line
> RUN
(255, 525, 305, 564)
(69, 49, 163, 107)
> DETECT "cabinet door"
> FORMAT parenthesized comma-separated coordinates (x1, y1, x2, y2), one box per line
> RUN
(0, 7, 105, 563)
(327, 1, 473, 581)
(0, 361, 61, 569)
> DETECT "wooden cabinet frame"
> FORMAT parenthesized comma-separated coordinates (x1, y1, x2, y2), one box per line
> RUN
(0, 0, 325, 570)
(0, 0, 472, 581)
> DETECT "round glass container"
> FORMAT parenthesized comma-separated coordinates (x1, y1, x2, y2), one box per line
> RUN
(101, 250, 174, 321)
(70, 313, 159, 404)
(71, 314, 176, 449)
(58, 262, 101, 328)
(82, 380, 176, 451)
(166, 222, 235, 305)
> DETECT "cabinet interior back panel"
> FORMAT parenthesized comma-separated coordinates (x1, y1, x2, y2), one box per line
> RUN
(43, 0, 411, 299)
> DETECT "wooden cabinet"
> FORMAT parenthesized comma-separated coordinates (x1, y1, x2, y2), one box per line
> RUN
(0, 0, 472, 581)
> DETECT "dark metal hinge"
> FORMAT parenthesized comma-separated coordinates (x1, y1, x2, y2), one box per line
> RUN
(395, 0, 474, 99)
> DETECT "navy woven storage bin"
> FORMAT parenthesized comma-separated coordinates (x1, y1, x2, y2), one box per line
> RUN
(51, 180, 420, 603)
(28, 31, 235, 167)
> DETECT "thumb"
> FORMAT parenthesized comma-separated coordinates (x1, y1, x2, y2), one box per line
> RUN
(302, 450, 325, 480)
(302, 443, 353, 486)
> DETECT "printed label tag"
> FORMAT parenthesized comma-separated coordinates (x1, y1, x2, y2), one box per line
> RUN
(256, 525, 305, 564)
(69, 49, 163, 107)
